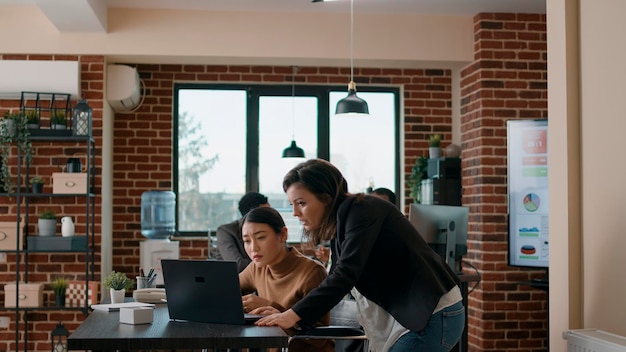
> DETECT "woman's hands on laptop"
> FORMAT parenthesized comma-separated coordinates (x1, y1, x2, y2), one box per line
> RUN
(255, 309, 301, 329)
(242, 293, 272, 313)
(249, 306, 280, 316)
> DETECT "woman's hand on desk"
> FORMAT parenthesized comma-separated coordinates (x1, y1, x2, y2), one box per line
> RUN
(255, 309, 300, 329)
(242, 293, 272, 312)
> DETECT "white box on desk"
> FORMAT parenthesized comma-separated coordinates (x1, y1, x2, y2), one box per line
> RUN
(52, 172, 87, 194)
(0, 221, 23, 250)
(120, 306, 154, 325)
(4, 283, 43, 307)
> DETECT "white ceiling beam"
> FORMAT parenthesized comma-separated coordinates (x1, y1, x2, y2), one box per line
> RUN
(34, 0, 107, 33)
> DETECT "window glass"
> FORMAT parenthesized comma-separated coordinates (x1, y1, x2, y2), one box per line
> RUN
(259, 95, 318, 209)
(175, 85, 398, 235)
(177, 89, 247, 232)
(329, 91, 396, 194)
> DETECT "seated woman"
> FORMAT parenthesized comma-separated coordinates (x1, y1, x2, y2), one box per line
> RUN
(239, 207, 333, 352)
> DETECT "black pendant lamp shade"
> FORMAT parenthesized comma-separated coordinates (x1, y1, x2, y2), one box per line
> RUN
(336, 81, 369, 115)
(282, 140, 305, 158)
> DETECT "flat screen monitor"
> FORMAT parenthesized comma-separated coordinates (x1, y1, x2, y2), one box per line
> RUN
(409, 204, 469, 272)
(507, 119, 549, 268)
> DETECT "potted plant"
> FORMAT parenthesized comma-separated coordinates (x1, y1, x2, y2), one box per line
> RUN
(38, 209, 57, 237)
(25, 110, 40, 129)
(30, 176, 44, 194)
(51, 110, 67, 130)
(104, 271, 134, 304)
(428, 134, 442, 159)
(50, 277, 69, 307)
(407, 155, 429, 203)
(0, 111, 17, 137)
(0, 111, 33, 193)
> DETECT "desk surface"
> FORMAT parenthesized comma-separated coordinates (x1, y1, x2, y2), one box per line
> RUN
(68, 303, 288, 351)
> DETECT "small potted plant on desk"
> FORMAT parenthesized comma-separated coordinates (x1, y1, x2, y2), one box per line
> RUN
(104, 271, 134, 304)
(30, 176, 44, 194)
(51, 277, 69, 307)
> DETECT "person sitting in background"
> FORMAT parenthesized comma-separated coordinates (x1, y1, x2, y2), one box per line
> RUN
(239, 207, 333, 352)
(371, 187, 397, 205)
(216, 192, 270, 272)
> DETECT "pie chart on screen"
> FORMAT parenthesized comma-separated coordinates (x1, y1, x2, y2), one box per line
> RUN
(523, 193, 541, 212)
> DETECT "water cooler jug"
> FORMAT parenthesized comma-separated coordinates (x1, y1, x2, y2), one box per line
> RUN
(139, 191, 179, 286)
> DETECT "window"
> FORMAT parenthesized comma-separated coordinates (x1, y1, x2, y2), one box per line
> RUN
(174, 84, 399, 235)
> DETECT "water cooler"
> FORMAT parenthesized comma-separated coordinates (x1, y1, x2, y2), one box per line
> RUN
(139, 191, 179, 286)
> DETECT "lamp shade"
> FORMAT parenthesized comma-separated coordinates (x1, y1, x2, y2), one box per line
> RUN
(282, 140, 305, 158)
(335, 82, 369, 116)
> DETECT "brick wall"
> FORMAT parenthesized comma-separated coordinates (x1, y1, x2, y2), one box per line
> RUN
(0, 12, 548, 349)
(0, 54, 104, 351)
(460, 13, 548, 351)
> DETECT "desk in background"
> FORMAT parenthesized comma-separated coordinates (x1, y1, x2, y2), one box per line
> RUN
(68, 303, 288, 351)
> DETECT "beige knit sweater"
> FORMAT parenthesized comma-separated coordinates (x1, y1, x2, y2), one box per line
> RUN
(240, 247, 333, 352)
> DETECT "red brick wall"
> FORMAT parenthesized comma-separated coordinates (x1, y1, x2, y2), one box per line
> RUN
(0, 54, 104, 351)
(460, 14, 548, 351)
(0, 12, 548, 349)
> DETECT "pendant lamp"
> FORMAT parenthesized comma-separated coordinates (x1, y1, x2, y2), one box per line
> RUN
(282, 66, 305, 158)
(335, 0, 369, 116)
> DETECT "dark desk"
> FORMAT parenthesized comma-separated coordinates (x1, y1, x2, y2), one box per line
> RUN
(68, 303, 289, 351)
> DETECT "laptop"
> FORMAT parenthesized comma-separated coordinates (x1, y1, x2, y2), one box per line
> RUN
(161, 259, 262, 325)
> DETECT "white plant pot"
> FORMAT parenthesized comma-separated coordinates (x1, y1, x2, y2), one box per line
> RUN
(38, 218, 57, 237)
(110, 288, 125, 304)
(429, 147, 441, 159)
(0, 119, 16, 137)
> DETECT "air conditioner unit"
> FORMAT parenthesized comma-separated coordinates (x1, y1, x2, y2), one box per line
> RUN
(107, 64, 142, 112)
(0, 60, 81, 99)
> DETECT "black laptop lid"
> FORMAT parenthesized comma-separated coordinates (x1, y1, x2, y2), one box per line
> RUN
(161, 259, 246, 325)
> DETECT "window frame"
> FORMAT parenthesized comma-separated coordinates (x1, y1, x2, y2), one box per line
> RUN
(173, 82, 401, 236)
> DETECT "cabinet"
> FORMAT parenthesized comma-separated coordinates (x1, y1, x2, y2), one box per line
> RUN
(0, 92, 96, 351)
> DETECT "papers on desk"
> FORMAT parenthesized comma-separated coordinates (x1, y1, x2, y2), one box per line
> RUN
(91, 302, 156, 312)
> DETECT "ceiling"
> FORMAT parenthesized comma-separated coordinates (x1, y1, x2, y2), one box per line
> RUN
(1, 0, 546, 16)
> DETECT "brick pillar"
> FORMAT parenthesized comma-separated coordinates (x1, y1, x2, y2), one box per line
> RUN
(460, 13, 548, 351)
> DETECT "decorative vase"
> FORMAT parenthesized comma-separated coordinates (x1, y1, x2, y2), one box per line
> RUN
(38, 218, 57, 237)
(110, 288, 125, 304)
(55, 294, 66, 307)
(61, 216, 75, 237)
(429, 147, 441, 159)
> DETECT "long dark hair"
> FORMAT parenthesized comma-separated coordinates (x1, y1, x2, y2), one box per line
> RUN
(241, 207, 286, 235)
(282, 159, 349, 245)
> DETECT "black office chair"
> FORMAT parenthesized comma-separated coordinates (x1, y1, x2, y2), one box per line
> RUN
(290, 298, 368, 352)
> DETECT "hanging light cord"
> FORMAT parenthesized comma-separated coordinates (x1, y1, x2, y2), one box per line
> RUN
(291, 66, 297, 140)
(350, 0, 354, 83)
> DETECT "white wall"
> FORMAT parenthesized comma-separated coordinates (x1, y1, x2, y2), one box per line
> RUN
(548, 0, 626, 349)
(0, 6, 473, 68)
(578, 0, 626, 333)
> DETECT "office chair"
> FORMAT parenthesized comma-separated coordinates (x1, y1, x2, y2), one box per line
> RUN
(289, 298, 368, 352)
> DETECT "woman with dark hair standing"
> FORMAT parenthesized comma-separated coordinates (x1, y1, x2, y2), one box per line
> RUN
(255, 159, 465, 351)
(239, 206, 333, 352)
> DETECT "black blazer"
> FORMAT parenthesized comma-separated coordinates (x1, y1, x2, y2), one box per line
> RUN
(291, 195, 460, 332)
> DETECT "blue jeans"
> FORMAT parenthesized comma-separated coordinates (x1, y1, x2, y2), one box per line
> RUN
(388, 301, 465, 352)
